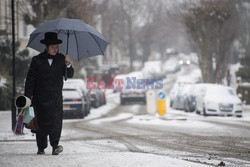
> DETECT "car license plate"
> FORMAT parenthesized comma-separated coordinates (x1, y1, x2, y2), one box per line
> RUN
(220, 107, 232, 111)
(63, 104, 70, 109)
(129, 92, 135, 96)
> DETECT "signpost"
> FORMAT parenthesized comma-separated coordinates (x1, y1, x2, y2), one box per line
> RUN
(11, 0, 16, 131)
(157, 90, 166, 116)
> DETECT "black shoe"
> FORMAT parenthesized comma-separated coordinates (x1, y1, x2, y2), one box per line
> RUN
(52, 145, 63, 155)
(37, 149, 45, 155)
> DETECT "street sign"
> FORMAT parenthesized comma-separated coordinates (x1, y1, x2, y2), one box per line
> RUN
(157, 90, 166, 116)
(157, 90, 166, 100)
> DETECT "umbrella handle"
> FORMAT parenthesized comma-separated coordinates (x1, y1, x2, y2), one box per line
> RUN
(65, 66, 67, 81)
(65, 32, 69, 81)
(66, 32, 69, 55)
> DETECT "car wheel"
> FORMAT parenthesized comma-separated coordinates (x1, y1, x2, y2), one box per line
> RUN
(87, 105, 91, 114)
(94, 100, 99, 108)
(185, 104, 189, 112)
(79, 111, 85, 118)
(184, 108, 188, 112)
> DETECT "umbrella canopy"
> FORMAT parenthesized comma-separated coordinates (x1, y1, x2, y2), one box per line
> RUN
(27, 17, 109, 60)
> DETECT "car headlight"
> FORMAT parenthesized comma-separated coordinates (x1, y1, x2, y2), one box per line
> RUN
(179, 60, 184, 65)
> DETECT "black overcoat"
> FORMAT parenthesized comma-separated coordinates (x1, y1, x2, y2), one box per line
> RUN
(24, 51, 74, 133)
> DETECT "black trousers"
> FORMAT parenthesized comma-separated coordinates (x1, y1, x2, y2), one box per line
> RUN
(36, 127, 61, 150)
(35, 106, 63, 150)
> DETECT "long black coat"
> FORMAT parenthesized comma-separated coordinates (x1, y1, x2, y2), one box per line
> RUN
(24, 51, 74, 133)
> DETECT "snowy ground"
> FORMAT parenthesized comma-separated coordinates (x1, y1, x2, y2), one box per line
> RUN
(1, 65, 250, 166)
(0, 93, 213, 167)
(0, 140, 209, 167)
(1, 103, 250, 166)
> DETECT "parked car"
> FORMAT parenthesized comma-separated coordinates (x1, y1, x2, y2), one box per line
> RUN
(183, 84, 204, 112)
(62, 88, 87, 118)
(184, 93, 196, 112)
(196, 84, 243, 117)
(170, 76, 196, 108)
(64, 79, 91, 114)
(174, 84, 193, 110)
(90, 89, 101, 108)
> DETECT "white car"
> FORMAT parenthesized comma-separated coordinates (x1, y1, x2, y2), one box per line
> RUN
(64, 79, 91, 114)
(120, 71, 146, 105)
(62, 88, 87, 118)
(196, 84, 243, 117)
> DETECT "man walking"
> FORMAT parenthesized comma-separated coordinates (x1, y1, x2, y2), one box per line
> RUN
(24, 32, 74, 155)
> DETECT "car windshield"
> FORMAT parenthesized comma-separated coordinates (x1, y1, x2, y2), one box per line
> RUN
(207, 87, 235, 96)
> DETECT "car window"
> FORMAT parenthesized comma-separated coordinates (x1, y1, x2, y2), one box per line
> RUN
(63, 90, 81, 98)
(228, 89, 235, 96)
(207, 87, 236, 96)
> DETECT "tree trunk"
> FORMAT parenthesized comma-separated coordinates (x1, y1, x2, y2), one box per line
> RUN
(128, 17, 135, 72)
(199, 39, 214, 83)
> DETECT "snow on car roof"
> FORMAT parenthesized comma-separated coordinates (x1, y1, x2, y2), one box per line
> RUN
(64, 79, 86, 85)
(62, 89, 82, 98)
(64, 79, 87, 90)
(195, 84, 235, 96)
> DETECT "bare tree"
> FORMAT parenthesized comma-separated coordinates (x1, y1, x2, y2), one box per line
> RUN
(137, 0, 161, 64)
(97, 0, 194, 70)
(238, 0, 250, 58)
(22, 0, 95, 27)
(119, 0, 144, 71)
(180, 0, 240, 83)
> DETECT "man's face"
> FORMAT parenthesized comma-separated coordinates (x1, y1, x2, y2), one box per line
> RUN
(47, 45, 59, 55)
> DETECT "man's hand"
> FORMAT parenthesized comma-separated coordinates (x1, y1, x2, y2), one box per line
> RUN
(65, 55, 71, 65)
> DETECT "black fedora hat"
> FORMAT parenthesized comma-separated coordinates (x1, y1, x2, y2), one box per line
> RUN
(40, 32, 62, 45)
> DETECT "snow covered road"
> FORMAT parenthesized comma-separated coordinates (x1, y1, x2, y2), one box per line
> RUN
(1, 92, 250, 167)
